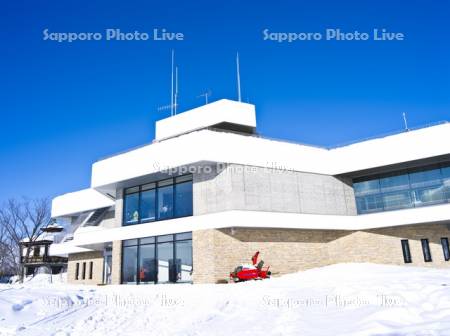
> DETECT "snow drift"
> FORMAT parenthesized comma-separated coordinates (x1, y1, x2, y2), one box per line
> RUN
(1, 263, 450, 336)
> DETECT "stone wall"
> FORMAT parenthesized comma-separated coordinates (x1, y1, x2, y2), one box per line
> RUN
(327, 223, 450, 267)
(111, 240, 122, 284)
(192, 223, 450, 283)
(67, 251, 104, 285)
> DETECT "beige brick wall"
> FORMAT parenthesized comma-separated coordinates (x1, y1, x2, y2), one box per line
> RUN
(68, 251, 104, 285)
(328, 223, 450, 267)
(111, 240, 122, 284)
(192, 228, 346, 283)
(192, 223, 450, 283)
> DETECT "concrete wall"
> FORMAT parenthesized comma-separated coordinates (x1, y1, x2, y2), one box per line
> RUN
(193, 163, 356, 216)
(67, 251, 104, 285)
(98, 209, 117, 229)
(192, 223, 450, 283)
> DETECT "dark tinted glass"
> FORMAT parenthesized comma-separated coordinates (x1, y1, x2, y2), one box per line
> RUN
(421, 239, 432, 262)
(122, 245, 138, 284)
(157, 185, 174, 220)
(401, 240, 412, 263)
(175, 181, 193, 217)
(441, 238, 450, 261)
(124, 193, 139, 225)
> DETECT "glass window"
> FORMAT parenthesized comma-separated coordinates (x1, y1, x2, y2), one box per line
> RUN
(122, 176, 193, 225)
(140, 189, 156, 222)
(158, 179, 173, 187)
(157, 234, 173, 243)
(125, 186, 139, 194)
(142, 183, 156, 191)
(75, 263, 79, 280)
(176, 175, 193, 183)
(421, 239, 432, 262)
(82, 262, 86, 280)
(382, 191, 412, 211)
(175, 181, 193, 218)
(441, 238, 450, 261)
(411, 186, 444, 207)
(380, 174, 410, 193)
(442, 166, 450, 181)
(140, 237, 155, 244)
(124, 192, 140, 225)
(122, 245, 138, 284)
(409, 168, 442, 188)
(89, 261, 93, 279)
(157, 185, 174, 220)
(175, 240, 193, 282)
(139, 244, 156, 284)
(157, 242, 174, 283)
(401, 240, 412, 263)
(121, 233, 192, 284)
(176, 232, 192, 241)
(442, 167, 450, 201)
(123, 239, 138, 247)
(356, 195, 383, 214)
(353, 179, 380, 196)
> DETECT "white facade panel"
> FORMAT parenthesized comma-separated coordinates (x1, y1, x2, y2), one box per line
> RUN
(54, 203, 450, 253)
(51, 188, 115, 218)
(91, 122, 450, 190)
(155, 99, 256, 140)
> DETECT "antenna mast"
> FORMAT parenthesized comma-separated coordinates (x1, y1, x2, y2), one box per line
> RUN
(174, 66, 179, 115)
(197, 90, 211, 105)
(170, 50, 175, 116)
(402, 112, 409, 131)
(236, 52, 242, 102)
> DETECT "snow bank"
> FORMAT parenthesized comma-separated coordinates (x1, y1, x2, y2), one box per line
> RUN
(1, 263, 450, 336)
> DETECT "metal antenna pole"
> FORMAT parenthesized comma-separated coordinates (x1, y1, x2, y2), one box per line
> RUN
(236, 52, 242, 102)
(402, 112, 409, 131)
(174, 66, 178, 115)
(171, 50, 174, 116)
(197, 90, 211, 105)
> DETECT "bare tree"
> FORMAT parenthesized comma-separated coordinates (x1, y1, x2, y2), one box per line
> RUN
(0, 198, 51, 279)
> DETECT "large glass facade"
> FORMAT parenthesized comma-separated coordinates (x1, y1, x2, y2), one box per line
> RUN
(354, 163, 450, 214)
(123, 175, 193, 226)
(122, 243, 138, 284)
(121, 232, 193, 284)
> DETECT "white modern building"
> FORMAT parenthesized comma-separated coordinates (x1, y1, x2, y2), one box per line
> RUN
(50, 99, 450, 284)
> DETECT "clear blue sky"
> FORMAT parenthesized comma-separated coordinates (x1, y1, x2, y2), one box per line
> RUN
(1, 0, 449, 203)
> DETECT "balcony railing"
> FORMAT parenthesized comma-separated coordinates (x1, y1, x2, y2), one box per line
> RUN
(21, 255, 68, 265)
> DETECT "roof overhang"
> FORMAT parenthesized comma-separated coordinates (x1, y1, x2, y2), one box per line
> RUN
(91, 123, 450, 194)
(51, 188, 115, 218)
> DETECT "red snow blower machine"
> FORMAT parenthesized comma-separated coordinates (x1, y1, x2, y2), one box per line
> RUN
(229, 251, 271, 282)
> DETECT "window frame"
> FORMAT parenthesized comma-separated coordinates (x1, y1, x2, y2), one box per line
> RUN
(122, 175, 193, 226)
(401, 239, 412, 264)
(353, 163, 450, 214)
(441, 237, 450, 261)
(89, 261, 93, 280)
(421, 238, 432, 262)
(121, 232, 193, 285)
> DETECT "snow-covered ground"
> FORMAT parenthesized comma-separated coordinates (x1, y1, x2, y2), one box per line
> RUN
(1, 263, 450, 336)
